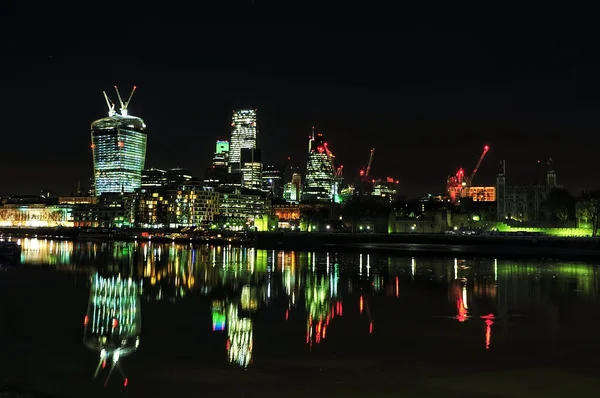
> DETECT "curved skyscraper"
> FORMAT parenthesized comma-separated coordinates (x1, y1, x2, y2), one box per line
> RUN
(303, 130, 335, 202)
(91, 86, 147, 196)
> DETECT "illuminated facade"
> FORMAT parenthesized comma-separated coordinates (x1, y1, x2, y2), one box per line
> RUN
(466, 186, 496, 202)
(166, 185, 220, 228)
(0, 204, 73, 227)
(240, 148, 263, 190)
(215, 187, 271, 230)
(284, 173, 302, 203)
(262, 164, 284, 198)
(303, 132, 335, 203)
(91, 114, 147, 195)
(229, 109, 257, 173)
(372, 177, 399, 202)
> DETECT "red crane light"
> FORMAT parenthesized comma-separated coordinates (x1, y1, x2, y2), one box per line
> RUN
(484, 145, 489, 151)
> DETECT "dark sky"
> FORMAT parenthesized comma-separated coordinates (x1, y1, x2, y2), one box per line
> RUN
(1, 2, 599, 198)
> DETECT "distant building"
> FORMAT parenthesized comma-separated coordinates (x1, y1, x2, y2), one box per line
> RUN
(496, 159, 560, 221)
(205, 140, 230, 186)
(240, 148, 263, 190)
(0, 204, 73, 228)
(284, 173, 303, 203)
(91, 87, 147, 196)
(229, 109, 257, 173)
(215, 187, 271, 230)
(165, 183, 220, 228)
(303, 130, 335, 203)
(262, 164, 284, 198)
(372, 177, 399, 202)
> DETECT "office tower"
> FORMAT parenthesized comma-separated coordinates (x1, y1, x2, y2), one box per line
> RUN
(240, 148, 263, 190)
(91, 86, 147, 196)
(303, 130, 335, 202)
(205, 140, 230, 186)
(229, 109, 257, 173)
(262, 164, 284, 198)
(284, 173, 302, 202)
(214, 140, 230, 168)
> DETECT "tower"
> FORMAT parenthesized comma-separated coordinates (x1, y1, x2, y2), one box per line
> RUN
(91, 86, 147, 196)
(496, 160, 506, 221)
(229, 109, 257, 173)
(546, 157, 557, 187)
(240, 148, 263, 190)
(303, 130, 336, 202)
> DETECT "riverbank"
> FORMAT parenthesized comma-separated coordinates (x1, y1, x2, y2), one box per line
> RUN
(255, 232, 600, 260)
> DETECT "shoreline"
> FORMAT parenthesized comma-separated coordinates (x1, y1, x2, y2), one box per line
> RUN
(3, 228, 600, 260)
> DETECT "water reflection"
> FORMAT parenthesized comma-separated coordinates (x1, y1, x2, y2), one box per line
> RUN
(83, 273, 141, 386)
(10, 238, 600, 374)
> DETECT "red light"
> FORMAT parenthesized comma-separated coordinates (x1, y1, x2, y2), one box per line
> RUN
(124, 378, 129, 387)
(90, 144, 95, 149)
(285, 309, 289, 320)
(324, 142, 328, 146)
(369, 321, 373, 334)
(360, 170, 365, 176)
(102, 360, 107, 369)
(84, 315, 89, 326)
(484, 145, 489, 150)
(317, 146, 325, 153)
(112, 318, 118, 329)
(118, 141, 124, 148)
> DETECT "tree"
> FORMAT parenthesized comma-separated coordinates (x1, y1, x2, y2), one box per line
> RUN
(576, 191, 600, 237)
(545, 188, 575, 223)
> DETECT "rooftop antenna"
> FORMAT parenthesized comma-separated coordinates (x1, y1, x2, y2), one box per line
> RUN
(114, 85, 137, 116)
(103, 91, 116, 117)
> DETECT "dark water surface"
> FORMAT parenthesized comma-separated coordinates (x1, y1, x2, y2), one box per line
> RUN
(1, 238, 600, 397)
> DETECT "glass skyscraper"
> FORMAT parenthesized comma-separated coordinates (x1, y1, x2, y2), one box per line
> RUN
(91, 115, 147, 195)
(229, 109, 257, 173)
(303, 132, 335, 202)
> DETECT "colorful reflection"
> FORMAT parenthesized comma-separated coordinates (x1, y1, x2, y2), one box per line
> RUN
(226, 303, 253, 368)
(83, 273, 141, 387)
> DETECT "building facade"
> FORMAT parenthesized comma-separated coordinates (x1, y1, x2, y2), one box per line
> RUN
(229, 109, 257, 173)
(262, 164, 284, 198)
(496, 159, 560, 221)
(240, 148, 263, 190)
(303, 132, 335, 203)
(91, 114, 147, 195)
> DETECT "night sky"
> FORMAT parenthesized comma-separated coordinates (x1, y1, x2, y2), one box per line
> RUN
(1, 3, 598, 198)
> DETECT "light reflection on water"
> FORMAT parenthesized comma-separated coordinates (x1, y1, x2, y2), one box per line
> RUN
(4, 238, 600, 393)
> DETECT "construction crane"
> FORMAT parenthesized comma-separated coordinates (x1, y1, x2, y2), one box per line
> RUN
(359, 148, 375, 178)
(103, 91, 116, 117)
(335, 165, 344, 178)
(114, 86, 137, 116)
(466, 145, 490, 188)
(446, 145, 490, 203)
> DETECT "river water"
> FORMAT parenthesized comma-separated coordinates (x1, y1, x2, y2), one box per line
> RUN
(1, 238, 600, 397)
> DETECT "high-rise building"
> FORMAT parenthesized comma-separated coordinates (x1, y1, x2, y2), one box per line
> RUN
(262, 164, 284, 198)
(229, 109, 257, 173)
(214, 140, 230, 167)
(284, 173, 302, 203)
(303, 130, 335, 202)
(91, 86, 147, 196)
(205, 140, 230, 186)
(240, 148, 263, 190)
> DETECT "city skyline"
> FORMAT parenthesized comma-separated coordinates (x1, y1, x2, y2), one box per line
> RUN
(1, 6, 598, 198)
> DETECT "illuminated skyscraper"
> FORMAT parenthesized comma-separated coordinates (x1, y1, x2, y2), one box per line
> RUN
(91, 86, 147, 196)
(303, 130, 335, 202)
(240, 148, 263, 190)
(229, 109, 257, 173)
